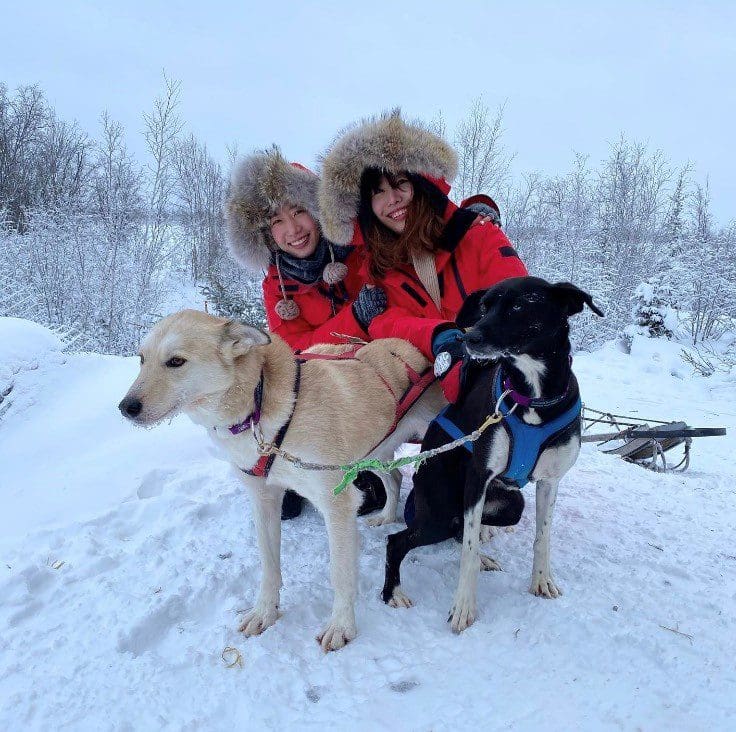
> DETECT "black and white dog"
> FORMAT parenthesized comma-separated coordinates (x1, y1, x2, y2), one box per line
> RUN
(382, 276, 603, 632)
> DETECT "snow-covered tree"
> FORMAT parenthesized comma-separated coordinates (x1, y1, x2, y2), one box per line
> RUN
(631, 279, 676, 339)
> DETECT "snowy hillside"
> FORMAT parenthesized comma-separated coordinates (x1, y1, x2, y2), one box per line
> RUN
(1, 317, 735, 731)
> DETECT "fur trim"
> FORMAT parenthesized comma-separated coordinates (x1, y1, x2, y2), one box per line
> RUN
(318, 109, 458, 245)
(225, 146, 320, 271)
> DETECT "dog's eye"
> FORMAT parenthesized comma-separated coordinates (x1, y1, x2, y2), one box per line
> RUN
(511, 303, 523, 312)
(166, 356, 187, 368)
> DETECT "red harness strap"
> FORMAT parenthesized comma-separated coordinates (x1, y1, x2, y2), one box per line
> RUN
(244, 361, 302, 479)
(296, 344, 363, 361)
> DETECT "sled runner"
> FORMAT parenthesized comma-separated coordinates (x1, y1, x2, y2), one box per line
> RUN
(581, 406, 726, 472)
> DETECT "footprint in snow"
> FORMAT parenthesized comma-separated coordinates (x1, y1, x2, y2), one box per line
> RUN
(136, 469, 175, 499)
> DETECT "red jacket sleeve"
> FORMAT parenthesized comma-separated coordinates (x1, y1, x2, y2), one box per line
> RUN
(473, 225, 528, 285)
(263, 281, 367, 351)
(367, 303, 446, 360)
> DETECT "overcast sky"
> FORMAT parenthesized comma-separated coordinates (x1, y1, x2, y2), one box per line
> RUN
(3, 1, 734, 223)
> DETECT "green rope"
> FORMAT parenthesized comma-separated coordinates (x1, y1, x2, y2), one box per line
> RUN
(331, 411, 506, 494)
(333, 453, 434, 495)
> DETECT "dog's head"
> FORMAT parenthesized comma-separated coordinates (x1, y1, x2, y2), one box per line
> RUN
(118, 309, 270, 426)
(463, 277, 603, 360)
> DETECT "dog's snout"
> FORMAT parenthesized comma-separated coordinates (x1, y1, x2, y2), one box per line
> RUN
(119, 396, 143, 419)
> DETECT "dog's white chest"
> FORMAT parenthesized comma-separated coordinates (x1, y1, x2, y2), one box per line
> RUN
(209, 428, 261, 472)
(530, 437, 580, 481)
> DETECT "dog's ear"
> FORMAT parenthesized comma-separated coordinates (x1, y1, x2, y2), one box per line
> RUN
(456, 288, 489, 328)
(221, 320, 271, 359)
(551, 282, 604, 318)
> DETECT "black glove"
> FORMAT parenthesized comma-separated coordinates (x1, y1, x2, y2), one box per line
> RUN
(465, 202, 501, 226)
(352, 285, 387, 330)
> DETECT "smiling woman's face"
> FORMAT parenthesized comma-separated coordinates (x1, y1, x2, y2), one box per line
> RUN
(269, 204, 319, 258)
(370, 173, 414, 233)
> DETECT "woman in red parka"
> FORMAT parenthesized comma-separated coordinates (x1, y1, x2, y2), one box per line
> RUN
(225, 146, 386, 351)
(318, 111, 529, 399)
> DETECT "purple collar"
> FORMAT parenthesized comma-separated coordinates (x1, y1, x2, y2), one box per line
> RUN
(227, 374, 264, 435)
(501, 357, 572, 409)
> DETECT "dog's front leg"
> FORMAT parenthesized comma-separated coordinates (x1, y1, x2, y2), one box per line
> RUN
(530, 477, 563, 598)
(239, 483, 284, 636)
(449, 474, 486, 633)
(317, 488, 360, 652)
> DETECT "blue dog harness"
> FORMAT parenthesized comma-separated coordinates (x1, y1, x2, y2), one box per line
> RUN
(489, 367, 581, 487)
(430, 368, 582, 485)
(404, 366, 581, 524)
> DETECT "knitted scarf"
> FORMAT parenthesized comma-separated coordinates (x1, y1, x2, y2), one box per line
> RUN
(273, 237, 353, 284)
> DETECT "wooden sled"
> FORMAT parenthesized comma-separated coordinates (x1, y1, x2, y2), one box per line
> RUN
(581, 407, 726, 472)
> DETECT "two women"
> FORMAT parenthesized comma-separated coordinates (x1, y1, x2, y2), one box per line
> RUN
(225, 113, 528, 521)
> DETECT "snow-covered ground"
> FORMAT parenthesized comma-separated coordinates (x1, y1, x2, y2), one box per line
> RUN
(1, 317, 734, 731)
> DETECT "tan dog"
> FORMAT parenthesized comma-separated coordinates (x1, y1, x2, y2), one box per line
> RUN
(119, 310, 444, 651)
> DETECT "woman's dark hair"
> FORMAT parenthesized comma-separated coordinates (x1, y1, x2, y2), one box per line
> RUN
(358, 169, 447, 280)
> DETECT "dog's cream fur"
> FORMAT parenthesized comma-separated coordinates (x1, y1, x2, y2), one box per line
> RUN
(120, 309, 444, 651)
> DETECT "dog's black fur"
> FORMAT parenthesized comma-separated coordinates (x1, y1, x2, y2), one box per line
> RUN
(382, 276, 603, 611)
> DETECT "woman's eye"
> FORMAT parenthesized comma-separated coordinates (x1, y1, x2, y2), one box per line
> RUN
(166, 356, 187, 368)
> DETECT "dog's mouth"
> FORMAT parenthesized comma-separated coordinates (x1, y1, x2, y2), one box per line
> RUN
(464, 343, 508, 361)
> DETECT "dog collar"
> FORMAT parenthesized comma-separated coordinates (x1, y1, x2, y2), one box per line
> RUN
(501, 357, 572, 409)
(227, 373, 264, 435)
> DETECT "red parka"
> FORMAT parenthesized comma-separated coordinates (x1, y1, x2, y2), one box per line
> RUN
(366, 198, 528, 359)
(262, 246, 369, 351)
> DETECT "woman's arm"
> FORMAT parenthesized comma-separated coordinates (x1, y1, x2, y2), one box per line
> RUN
(263, 282, 367, 351)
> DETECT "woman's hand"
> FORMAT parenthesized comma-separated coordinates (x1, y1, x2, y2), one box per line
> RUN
(466, 201, 501, 227)
(352, 284, 388, 330)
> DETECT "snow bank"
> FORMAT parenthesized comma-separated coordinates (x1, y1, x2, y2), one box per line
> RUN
(0, 317, 64, 390)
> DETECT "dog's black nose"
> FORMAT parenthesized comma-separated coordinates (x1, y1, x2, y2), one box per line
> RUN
(463, 329, 482, 345)
(119, 397, 142, 418)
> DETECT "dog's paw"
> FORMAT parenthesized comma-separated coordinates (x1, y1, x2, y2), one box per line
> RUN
(479, 525, 495, 543)
(529, 574, 563, 599)
(448, 595, 477, 633)
(387, 586, 413, 609)
(316, 620, 357, 652)
(366, 510, 397, 527)
(479, 553, 502, 572)
(238, 604, 280, 636)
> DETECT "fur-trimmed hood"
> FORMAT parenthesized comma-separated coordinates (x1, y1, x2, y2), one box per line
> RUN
(225, 146, 321, 271)
(318, 110, 458, 245)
